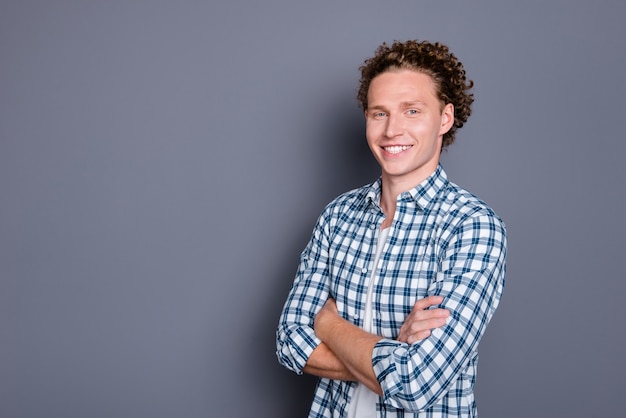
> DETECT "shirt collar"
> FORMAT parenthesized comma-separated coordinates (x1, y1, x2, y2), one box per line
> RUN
(364, 178, 383, 210)
(364, 164, 449, 211)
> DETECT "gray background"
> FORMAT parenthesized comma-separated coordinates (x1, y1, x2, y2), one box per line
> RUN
(1, 1, 624, 417)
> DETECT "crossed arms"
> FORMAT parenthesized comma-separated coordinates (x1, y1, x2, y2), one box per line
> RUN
(276, 206, 506, 411)
(305, 295, 449, 395)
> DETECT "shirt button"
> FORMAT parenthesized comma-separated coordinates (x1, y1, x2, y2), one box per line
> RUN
(353, 314, 359, 320)
(361, 267, 367, 274)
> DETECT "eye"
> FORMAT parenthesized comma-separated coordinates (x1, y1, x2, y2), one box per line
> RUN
(406, 109, 419, 115)
(371, 111, 387, 119)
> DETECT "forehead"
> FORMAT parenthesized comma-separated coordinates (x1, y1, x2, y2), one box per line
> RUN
(367, 69, 439, 106)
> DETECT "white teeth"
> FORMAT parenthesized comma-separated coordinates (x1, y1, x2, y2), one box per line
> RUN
(384, 145, 411, 154)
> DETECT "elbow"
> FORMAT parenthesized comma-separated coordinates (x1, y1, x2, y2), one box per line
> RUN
(375, 347, 464, 413)
(378, 350, 479, 413)
(276, 350, 302, 375)
(382, 387, 441, 413)
(275, 329, 298, 374)
(275, 326, 313, 375)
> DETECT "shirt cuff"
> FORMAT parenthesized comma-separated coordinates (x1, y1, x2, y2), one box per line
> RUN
(282, 326, 322, 374)
(372, 338, 406, 401)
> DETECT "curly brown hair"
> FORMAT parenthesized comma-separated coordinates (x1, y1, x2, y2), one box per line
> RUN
(358, 40, 474, 149)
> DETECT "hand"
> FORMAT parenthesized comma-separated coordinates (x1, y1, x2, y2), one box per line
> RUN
(398, 295, 450, 344)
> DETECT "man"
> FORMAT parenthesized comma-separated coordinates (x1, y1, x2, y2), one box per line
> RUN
(276, 40, 507, 417)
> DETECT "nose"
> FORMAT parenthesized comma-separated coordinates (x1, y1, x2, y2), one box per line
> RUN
(385, 113, 404, 138)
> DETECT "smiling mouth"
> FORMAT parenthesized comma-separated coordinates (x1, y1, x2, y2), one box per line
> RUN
(384, 145, 412, 154)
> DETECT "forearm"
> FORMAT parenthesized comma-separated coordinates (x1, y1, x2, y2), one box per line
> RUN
(316, 309, 383, 395)
(372, 270, 505, 411)
(303, 342, 356, 381)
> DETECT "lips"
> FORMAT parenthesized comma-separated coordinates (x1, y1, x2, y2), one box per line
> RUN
(383, 145, 412, 154)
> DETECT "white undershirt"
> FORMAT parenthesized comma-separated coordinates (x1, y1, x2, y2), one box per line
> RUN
(348, 227, 390, 418)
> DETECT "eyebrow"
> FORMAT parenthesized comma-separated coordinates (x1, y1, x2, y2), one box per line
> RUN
(368, 101, 427, 110)
(400, 101, 427, 108)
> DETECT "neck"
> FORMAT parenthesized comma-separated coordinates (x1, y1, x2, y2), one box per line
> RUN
(379, 165, 438, 220)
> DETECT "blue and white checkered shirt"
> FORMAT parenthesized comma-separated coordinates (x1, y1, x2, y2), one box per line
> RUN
(276, 165, 507, 417)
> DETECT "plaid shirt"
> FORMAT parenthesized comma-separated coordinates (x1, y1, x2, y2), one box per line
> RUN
(276, 165, 507, 417)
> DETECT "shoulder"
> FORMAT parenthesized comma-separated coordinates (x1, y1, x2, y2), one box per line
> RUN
(443, 182, 498, 215)
(320, 182, 375, 219)
(435, 181, 506, 238)
(306, 182, 376, 245)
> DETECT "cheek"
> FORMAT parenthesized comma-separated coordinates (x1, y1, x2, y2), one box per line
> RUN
(408, 121, 438, 138)
(365, 122, 383, 140)
(365, 134, 382, 157)
(365, 138, 378, 154)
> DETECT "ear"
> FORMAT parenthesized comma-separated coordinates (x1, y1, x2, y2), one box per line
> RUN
(439, 103, 454, 136)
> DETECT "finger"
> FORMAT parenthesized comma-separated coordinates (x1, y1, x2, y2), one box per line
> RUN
(407, 317, 448, 334)
(406, 308, 450, 323)
(398, 315, 448, 342)
(412, 295, 445, 310)
(405, 316, 450, 343)
(407, 330, 431, 344)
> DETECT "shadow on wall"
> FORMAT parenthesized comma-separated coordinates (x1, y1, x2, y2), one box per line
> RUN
(248, 96, 379, 416)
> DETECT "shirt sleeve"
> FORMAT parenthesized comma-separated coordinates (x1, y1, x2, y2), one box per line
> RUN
(276, 208, 332, 374)
(372, 211, 507, 411)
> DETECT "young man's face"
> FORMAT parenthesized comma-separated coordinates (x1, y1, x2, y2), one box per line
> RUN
(365, 69, 454, 188)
